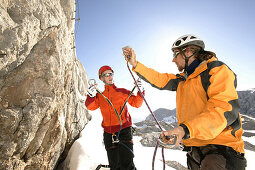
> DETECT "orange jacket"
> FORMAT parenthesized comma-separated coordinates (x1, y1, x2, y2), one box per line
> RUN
(133, 57, 244, 153)
(85, 84, 144, 133)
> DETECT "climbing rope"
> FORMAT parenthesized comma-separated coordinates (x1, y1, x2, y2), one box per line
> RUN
(125, 61, 177, 170)
(125, 62, 166, 170)
(88, 79, 137, 157)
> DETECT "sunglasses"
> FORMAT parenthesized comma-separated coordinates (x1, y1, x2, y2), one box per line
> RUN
(173, 48, 186, 58)
(173, 51, 180, 58)
(103, 73, 114, 77)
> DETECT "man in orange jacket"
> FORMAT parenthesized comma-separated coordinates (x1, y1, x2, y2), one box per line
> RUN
(85, 65, 144, 170)
(124, 34, 247, 170)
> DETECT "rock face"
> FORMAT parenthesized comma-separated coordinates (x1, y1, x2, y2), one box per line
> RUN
(0, 0, 90, 169)
(238, 89, 255, 117)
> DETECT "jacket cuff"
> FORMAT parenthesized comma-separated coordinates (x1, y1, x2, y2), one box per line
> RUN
(180, 124, 190, 139)
(132, 61, 142, 72)
(138, 90, 145, 96)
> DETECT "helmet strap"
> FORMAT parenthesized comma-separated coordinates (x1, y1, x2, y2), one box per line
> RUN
(180, 48, 197, 74)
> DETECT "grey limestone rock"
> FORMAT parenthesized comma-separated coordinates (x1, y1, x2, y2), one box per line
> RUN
(0, 0, 90, 169)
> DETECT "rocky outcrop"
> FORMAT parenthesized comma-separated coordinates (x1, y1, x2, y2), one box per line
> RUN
(0, 0, 90, 169)
(134, 115, 255, 152)
(238, 89, 255, 117)
(134, 120, 178, 147)
(145, 108, 177, 123)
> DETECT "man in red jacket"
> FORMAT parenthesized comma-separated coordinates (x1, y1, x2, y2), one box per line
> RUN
(85, 65, 144, 170)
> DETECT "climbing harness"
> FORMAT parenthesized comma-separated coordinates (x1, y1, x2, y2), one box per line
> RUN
(125, 57, 178, 170)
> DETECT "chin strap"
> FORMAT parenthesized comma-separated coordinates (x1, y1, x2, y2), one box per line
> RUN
(180, 48, 198, 75)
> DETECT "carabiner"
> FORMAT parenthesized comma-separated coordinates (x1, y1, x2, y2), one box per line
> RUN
(112, 134, 120, 144)
(158, 135, 177, 149)
(88, 79, 97, 87)
(122, 46, 131, 59)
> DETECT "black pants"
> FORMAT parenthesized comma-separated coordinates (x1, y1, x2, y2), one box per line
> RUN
(186, 144, 247, 170)
(103, 127, 137, 170)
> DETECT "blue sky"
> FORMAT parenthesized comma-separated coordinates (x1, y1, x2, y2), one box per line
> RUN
(75, 0, 255, 121)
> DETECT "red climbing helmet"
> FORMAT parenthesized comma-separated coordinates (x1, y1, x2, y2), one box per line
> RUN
(98, 65, 114, 78)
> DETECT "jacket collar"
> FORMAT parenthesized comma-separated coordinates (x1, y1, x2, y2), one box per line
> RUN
(186, 59, 201, 76)
(187, 57, 217, 80)
(104, 83, 116, 90)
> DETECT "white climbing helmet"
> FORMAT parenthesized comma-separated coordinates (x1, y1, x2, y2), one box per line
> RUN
(172, 34, 205, 51)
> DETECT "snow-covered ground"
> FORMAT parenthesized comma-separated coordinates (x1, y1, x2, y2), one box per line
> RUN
(65, 111, 255, 170)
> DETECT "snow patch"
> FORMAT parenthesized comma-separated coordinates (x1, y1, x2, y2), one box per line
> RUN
(163, 116, 177, 123)
(65, 110, 255, 170)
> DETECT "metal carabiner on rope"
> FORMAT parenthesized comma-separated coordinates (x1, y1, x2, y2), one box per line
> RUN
(88, 79, 97, 87)
(122, 46, 132, 59)
(158, 135, 177, 149)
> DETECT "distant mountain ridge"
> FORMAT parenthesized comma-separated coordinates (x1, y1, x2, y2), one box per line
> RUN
(145, 108, 177, 123)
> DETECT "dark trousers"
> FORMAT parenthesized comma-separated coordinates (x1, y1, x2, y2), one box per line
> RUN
(103, 127, 137, 170)
(186, 144, 247, 170)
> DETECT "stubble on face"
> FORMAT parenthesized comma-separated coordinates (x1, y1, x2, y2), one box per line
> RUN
(177, 63, 184, 72)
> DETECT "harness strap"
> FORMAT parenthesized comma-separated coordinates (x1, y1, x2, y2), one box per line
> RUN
(106, 145, 118, 150)
(121, 139, 133, 144)
(106, 139, 134, 150)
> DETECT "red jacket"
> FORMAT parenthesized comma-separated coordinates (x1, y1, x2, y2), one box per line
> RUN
(85, 84, 144, 133)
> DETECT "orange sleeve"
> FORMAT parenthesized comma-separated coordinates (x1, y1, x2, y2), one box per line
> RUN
(127, 91, 145, 108)
(85, 94, 99, 110)
(133, 62, 182, 91)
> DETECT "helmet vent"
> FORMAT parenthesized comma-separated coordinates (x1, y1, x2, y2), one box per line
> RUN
(175, 40, 181, 46)
(191, 36, 196, 39)
(171, 34, 205, 50)
(182, 37, 187, 41)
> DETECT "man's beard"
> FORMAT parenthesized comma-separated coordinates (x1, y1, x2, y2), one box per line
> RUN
(177, 64, 184, 72)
